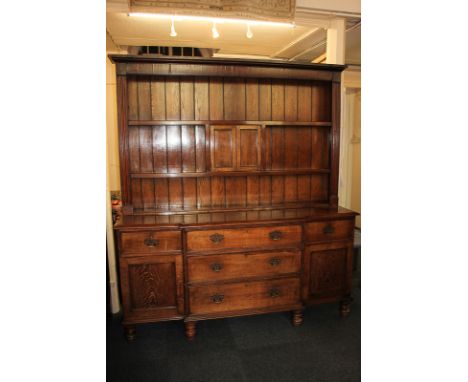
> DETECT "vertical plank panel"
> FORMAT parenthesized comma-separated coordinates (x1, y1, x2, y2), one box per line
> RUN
(211, 176, 225, 207)
(311, 174, 328, 201)
(224, 78, 245, 120)
(285, 81, 298, 121)
(152, 125, 167, 173)
(284, 128, 298, 168)
(154, 179, 169, 209)
(297, 127, 312, 168)
(311, 128, 330, 169)
(127, 79, 139, 120)
(137, 80, 151, 120)
(139, 127, 153, 172)
(150, 77, 166, 120)
(297, 83, 312, 121)
(181, 125, 196, 172)
(270, 127, 284, 169)
(245, 79, 259, 120)
(180, 77, 195, 120)
(194, 78, 209, 120)
(195, 125, 206, 172)
(259, 79, 271, 120)
(197, 177, 211, 208)
(271, 176, 284, 204)
(271, 80, 285, 120)
(141, 179, 155, 209)
(284, 176, 298, 202)
(246, 176, 260, 206)
(168, 178, 183, 209)
(225, 177, 246, 207)
(166, 77, 181, 120)
(183, 178, 197, 209)
(259, 176, 272, 206)
(297, 175, 311, 201)
(166, 125, 182, 173)
(128, 127, 140, 172)
(209, 78, 224, 120)
(131, 179, 143, 209)
(311, 82, 332, 122)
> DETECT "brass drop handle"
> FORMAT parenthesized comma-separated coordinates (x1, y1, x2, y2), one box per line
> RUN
(269, 257, 282, 267)
(323, 224, 335, 234)
(144, 236, 160, 247)
(211, 294, 224, 304)
(210, 233, 225, 244)
(269, 288, 281, 298)
(210, 263, 223, 272)
(269, 230, 284, 241)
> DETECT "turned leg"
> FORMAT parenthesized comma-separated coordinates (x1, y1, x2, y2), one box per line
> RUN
(292, 310, 304, 326)
(185, 321, 196, 340)
(124, 325, 136, 341)
(340, 296, 353, 318)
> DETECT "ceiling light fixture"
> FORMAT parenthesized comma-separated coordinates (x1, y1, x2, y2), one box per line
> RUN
(128, 13, 294, 28)
(212, 22, 220, 39)
(246, 24, 253, 39)
(170, 18, 177, 37)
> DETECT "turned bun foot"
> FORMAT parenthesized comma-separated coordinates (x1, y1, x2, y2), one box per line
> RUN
(292, 310, 304, 326)
(340, 296, 353, 318)
(185, 322, 196, 340)
(124, 325, 136, 341)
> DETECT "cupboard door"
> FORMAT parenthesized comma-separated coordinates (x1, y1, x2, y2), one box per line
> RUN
(119, 255, 184, 322)
(303, 242, 353, 302)
(210, 126, 236, 171)
(236, 126, 261, 170)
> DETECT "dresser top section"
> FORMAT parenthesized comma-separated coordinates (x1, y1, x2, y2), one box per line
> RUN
(114, 206, 357, 229)
(108, 54, 347, 73)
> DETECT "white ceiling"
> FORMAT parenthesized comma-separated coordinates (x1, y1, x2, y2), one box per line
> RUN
(106, 0, 360, 64)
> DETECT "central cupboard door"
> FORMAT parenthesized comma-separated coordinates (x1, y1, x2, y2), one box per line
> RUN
(210, 125, 261, 171)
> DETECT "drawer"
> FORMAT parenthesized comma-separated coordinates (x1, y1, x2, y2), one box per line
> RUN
(187, 250, 301, 283)
(189, 277, 301, 315)
(120, 230, 181, 254)
(304, 219, 354, 243)
(186, 225, 301, 253)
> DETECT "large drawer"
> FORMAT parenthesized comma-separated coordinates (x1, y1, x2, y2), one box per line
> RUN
(186, 225, 301, 253)
(189, 277, 301, 315)
(120, 230, 182, 254)
(304, 219, 354, 243)
(187, 250, 301, 283)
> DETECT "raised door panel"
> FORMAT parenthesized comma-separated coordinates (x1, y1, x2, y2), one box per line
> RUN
(210, 126, 236, 171)
(120, 255, 184, 323)
(303, 242, 353, 303)
(237, 126, 261, 170)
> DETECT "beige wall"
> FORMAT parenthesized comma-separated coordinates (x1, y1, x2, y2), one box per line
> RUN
(106, 57, 120, 191)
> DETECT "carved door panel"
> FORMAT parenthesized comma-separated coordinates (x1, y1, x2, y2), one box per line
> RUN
(210, 126, 236, 171)
(119, 255, 184, 322)
(303, 242, 353, 302)
(236, 126, 261, 170)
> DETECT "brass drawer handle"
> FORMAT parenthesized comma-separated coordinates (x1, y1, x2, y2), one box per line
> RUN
(323, 224, 335, 234)
(269, 288, 281, 298)
(210, 233, 225, 244)
(269, 257, 282, 266)
(269, 230, 284, 241)
(211, 294, 224, 304)
(210, 263, 223, 272)
(144, 237, 160, 247)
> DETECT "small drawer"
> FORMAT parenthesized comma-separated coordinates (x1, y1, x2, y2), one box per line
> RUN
(120, 230, 181, 254)
(187, 250, 301, 283)
(186, 225, 301, 253)
(304, 219, 354, 243)
(189, 277, 300, 315)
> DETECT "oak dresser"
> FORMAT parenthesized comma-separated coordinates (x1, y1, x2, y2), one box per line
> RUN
(110, 55, 357, 340)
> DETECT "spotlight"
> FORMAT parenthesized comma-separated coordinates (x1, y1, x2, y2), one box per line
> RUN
(246, 24, 253, 39)
(212, 22, 220, 39)
(170, 18, 177, 37)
